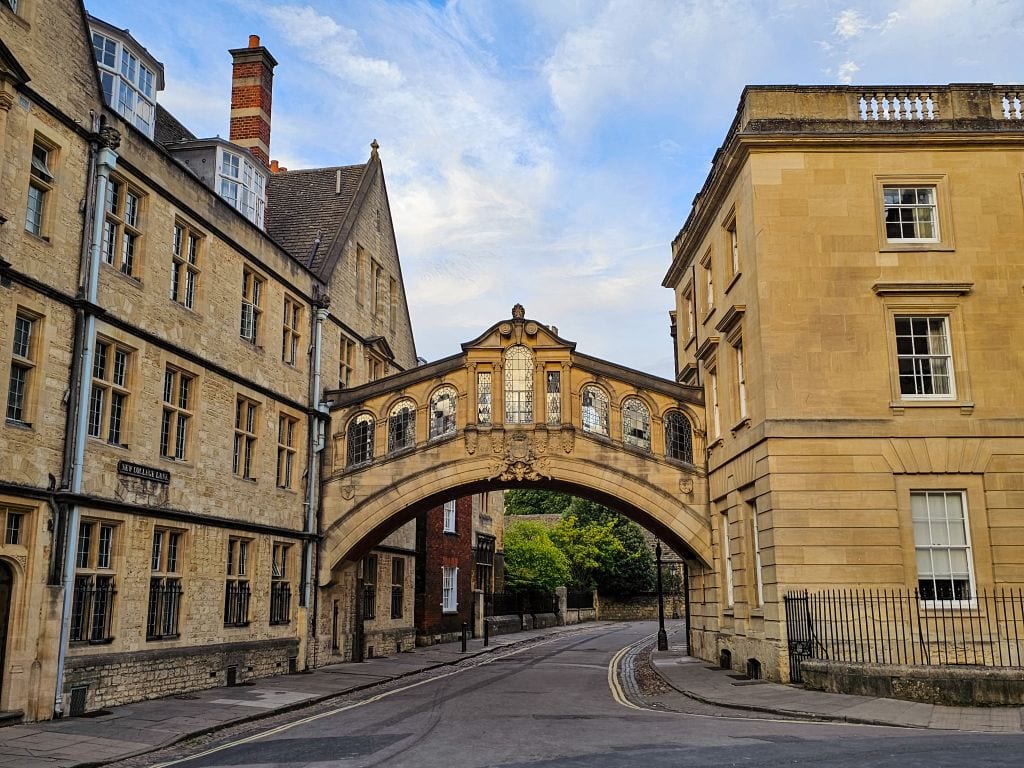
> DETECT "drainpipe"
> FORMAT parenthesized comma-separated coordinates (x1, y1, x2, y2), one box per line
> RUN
(304, 300, 329, 609)
(53, 128, 118, 718)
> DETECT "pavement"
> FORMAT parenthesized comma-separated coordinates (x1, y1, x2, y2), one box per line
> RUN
(4, 621, 1024, 768)
(650, 631, 1024, 733)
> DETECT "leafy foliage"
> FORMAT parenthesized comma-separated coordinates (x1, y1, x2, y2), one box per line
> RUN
(550, 513, 623, 590)
(504, 489, 573, 516)
(563, 498, 656, 596)
(503, 519, 569, 592)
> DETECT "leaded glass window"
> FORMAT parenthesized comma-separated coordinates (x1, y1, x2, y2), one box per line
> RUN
(347, 413, 375, 466)
(429, 386, 457, 439)
(503, 345, 533, 424)
(664, 411, 693, 463)
(546, 371, 561, 425)
(581, 385, 609, 436)
(622, 397, 651, 451)
(477, 372, 492, 424)
(388, 400, 416, 453)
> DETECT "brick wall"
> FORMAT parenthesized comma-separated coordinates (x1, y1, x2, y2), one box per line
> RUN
(415, 497, 474, 639)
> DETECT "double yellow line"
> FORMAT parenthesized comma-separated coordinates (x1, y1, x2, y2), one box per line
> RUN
(607, 634, 652, 711)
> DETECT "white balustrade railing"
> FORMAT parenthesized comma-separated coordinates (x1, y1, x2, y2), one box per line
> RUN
(1001, 91, 1022, 120)
(859, 92, 938, 121)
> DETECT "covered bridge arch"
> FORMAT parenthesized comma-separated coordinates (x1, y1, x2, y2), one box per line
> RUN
(320, 306, 710, 578)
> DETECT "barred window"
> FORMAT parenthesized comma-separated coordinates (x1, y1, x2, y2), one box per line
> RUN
(224, 537, 251, 626)
(475, 534, 495, 593)
(160, 367, 194, 460)
(503, 345, 533, 424)
(362, 554, 378, 620)
(387, 400, 416, 453)
(664, 411, 694, 463)
(622, 398, 651, 451)
(71, 520, 117, 643)
(347, 413, 375, 467)
(88, 339, 132, 445)
(270, 542, 291, 625)
(581, 385, 609, 436)
(147, 528, 182, 640)
(429, 386, 457, 439)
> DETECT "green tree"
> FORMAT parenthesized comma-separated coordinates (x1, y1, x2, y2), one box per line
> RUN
(503, 519, 569, 592)
(563, 498, 656, 596)
(550, 513, 624, 591)
(504, 489, 573, 516)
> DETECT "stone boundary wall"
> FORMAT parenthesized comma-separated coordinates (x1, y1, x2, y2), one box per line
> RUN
(597, 595, 686, 621)
(65, 638, 299, 712)
(364, 628, 416, 657)
(562, 608, 597, 624)
(800, 660, 1024, 706)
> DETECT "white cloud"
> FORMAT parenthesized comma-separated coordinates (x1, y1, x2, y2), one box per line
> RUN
(834, 9, 869, 39)
(837, 60, 860, 84)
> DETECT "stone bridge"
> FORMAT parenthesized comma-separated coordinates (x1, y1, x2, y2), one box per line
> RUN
(320, 306, 710, 580)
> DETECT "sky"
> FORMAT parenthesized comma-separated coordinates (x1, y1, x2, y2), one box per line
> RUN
(86, 0, 1023, 378)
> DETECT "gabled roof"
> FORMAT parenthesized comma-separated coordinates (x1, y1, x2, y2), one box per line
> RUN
(265, 162, 367, 271)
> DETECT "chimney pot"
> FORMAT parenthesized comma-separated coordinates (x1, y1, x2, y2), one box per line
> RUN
(249, 34, 260, 48)
(270, 159, 280, 173)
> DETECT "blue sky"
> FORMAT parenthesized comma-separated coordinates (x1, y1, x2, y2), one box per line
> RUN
(86, 0, 1023, 377)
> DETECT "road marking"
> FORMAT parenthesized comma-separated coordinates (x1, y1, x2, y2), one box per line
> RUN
(148, 633, 579, 768)
(607, 636, 649, 711)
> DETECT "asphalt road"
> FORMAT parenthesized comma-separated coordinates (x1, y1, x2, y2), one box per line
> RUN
(135, 622, 1024, 768)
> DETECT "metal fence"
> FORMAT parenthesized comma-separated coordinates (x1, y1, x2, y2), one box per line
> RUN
(486, 590, 558, 616)
(567, 590, 594, 610)
(269, 581, 292, 625)
(785, 588, 1024, 682)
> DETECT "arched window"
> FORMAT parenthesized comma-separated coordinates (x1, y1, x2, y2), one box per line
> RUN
(665, 411, 694, 463)
(387, 400, 416, 453)
(346, 413, 375, 467)
(429, 385, 458, 439)
(622, 397, 651, 451)
(581, 385, 609, 436)
(503, 345, 533, 424)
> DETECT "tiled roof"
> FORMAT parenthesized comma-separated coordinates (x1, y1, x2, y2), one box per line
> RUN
(154, 104, 196, 146)
(265, 164, 366, 273)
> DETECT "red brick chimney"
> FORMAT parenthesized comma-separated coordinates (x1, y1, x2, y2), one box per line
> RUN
(228, 34, 277, 166)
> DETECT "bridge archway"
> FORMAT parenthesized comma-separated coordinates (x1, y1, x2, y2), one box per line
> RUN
(320, 306, 709, 578)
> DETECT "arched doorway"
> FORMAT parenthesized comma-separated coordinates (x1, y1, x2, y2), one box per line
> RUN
(0, 562, 11, 701)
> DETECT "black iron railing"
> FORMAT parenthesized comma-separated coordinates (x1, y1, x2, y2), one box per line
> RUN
(363, 584, 377, 620)
(270, 581, 291, 625)
(567, 590, 595, 610)
(486, 590, 558, 616)
(224, 580, 251, 626)
(786, 588, 1024, 676)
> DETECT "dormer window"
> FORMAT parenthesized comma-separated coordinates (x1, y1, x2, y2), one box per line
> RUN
(217, 148, 266, 227)
(91, 28, 159, 139)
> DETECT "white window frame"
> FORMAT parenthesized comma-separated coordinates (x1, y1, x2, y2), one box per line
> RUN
(912, 490, 976, 606)
(734, 339, 747, 419)
(721, 512, 734, 608)
(883, 185, 939, 243)
(443, 500, 456, 534)
(709, 368, 721, 440)
(750, 510, 764, 608)
(217, 147, 267, 227)
(441, 566, 458, 613)
(894, 315, 956, 401)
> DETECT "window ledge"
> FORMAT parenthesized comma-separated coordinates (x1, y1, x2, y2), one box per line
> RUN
(730, 416, 751, 434)
(879, 243, 955, 253)
(224, 622, 251, 629)
(159, 455, 194, 468)
(749, 607, 764, 618)
(23, 231, 51, 245)
(890, 400, 974, 415)
(707, 437, 723, 450)
(701, 307, 717, 324)
(4, 418, 34, 431)
(146, 634, 181, 642)
(102, 263, 144, 288)
(724, 271, 742, 294)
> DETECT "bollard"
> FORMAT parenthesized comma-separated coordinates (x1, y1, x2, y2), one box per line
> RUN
(461, 622, 469, 653)
(483, 617, 489, 646)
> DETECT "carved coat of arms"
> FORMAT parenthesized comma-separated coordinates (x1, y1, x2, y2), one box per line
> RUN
(489, 431, 551, 482)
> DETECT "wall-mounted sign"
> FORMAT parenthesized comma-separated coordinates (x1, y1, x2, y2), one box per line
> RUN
(117, 460, 170, 485)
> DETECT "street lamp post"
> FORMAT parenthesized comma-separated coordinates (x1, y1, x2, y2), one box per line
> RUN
(656, 541, 668, 651)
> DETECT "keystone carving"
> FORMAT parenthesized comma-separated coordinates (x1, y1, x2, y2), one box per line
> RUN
(488, 431, 551, 482)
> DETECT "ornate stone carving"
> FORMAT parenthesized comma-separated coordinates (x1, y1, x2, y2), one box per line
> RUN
(498, 322, 513, 337)
(98, 124, 121, 150)
(511, 303, 526, 321)
(524, 321, 538, 335)
(488, 430, 551, 482)
(679, 477, 694, 496)
(464, 428, 478, 455)
(340, 483, 356, 500)
(115, 476, 169, 508)
(560, 427, 575, 454)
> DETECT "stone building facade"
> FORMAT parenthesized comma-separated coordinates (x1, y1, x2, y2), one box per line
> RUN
(0, 0, 418, 720)
(664, 84, 1024, 680)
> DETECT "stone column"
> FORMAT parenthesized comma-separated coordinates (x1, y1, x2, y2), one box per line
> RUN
(473, 589, 484, 637)
(556, 586, 567, 626)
